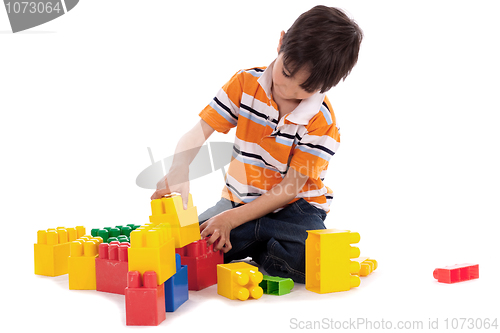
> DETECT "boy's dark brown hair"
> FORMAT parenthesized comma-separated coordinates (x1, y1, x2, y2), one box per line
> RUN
(280, 5, 363, 93)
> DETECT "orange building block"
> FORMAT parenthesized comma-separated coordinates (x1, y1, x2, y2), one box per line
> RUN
(306, 229, 361, 294)
(34, 226, 86, 276)
(128, 223, 176, 286)
(217, 262, 264, 301)
(68, 235, 102, 290)
(149, 194, 200, 248)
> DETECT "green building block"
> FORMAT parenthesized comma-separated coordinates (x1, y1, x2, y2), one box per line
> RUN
(259, 275, 294, 295)
(98, 229, 109, 242)
(90, 225, 140, 243)
(117, 225, 133, 237)
(109, 227, 120, 238)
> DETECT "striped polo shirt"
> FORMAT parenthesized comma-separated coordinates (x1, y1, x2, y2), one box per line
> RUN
(199, 61, 341, 212)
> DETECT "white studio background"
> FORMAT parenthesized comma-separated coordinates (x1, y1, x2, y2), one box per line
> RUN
(1, 1, 499, 332)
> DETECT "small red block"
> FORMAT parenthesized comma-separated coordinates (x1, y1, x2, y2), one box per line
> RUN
(125, 270, 166, 326)
(433, 263, 479, 283)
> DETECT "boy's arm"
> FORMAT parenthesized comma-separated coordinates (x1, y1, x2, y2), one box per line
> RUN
(151, 119, 215, 208)
(200, 167, 309, 252)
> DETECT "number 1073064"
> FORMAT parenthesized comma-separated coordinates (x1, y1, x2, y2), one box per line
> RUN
(5, 1, 62, 14)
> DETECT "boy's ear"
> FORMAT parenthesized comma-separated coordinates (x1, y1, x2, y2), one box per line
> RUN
(277, 30, 285, 53)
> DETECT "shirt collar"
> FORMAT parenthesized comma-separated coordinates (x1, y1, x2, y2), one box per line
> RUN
(257, 60, 325, 126)
(257, 61, 274, 98)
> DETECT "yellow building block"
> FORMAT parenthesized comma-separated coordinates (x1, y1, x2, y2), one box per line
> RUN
(217, 262, 264, 301)
(306, 229, 361, 294)
(128, 223, 176, 285)
(149, 194, 200, 248)
(34, 226, 86, 276)
(353, 257, 378, 276)
(68, 236, 102, 290)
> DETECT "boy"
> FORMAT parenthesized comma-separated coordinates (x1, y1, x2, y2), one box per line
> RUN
(151, 5, 362, 283)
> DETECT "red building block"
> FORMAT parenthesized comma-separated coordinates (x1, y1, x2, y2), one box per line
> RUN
(125, 271, 166, 326)
(175, 237, 224, 291)
(96, 241, 130, 294)
(433, 263, 479, 283)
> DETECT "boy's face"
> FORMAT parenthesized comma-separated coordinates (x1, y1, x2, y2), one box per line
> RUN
(272, 53, 317, 102)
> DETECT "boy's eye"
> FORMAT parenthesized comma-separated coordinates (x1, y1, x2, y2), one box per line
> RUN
(282, 69, 291, 78)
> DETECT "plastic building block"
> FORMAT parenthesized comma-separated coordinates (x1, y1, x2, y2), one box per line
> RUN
(353, 257, 378, 276)
(433, 263, 479, 283)
(164, 254, 189, 312)
(149, 194, 201, 248)
(217, 262, 264, 301)
(95, 241, 130, 294)
(306, 229, 361, 294)
(128, 223, 176, 286)
(68, 235, 102, 290)
(175, 237, 224, 290)
(260, 275, 294, 295)
(125, 271, 166, 326)
(34, 226, 86, 276)
(91, 224, 140, 243)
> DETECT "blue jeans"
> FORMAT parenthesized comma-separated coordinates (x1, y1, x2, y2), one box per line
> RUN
(198, 198, 327, 283)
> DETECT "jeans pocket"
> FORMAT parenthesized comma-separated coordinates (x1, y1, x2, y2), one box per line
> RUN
(294, 198, 327, 221)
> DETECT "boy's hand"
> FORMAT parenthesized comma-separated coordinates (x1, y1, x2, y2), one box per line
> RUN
(199, 210, 236, 253)
(150, 169, 190, 209)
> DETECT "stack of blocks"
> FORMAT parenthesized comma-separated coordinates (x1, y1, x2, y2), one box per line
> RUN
(33, 195, 353, 324)
(34, 226, 86, 276)
(217, 262, 264, 301)
(125, 194, 199, 325)
(306, 229, 361, 293)
(176, 237, 224, 290)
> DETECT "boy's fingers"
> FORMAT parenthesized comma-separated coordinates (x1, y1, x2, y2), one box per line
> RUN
(200, 223, 210, 237)
(151, 189, 169, 200)
(214, 236, 225, 252)
(206, 230, 220, 246)
(180, 187, 190, 210)
(222, 240, 232, 253)
(214, 234, 232, 253)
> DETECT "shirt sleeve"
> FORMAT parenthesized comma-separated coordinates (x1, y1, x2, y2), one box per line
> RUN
(199, 70, 243, 134)
(289, 112, 341, 180)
